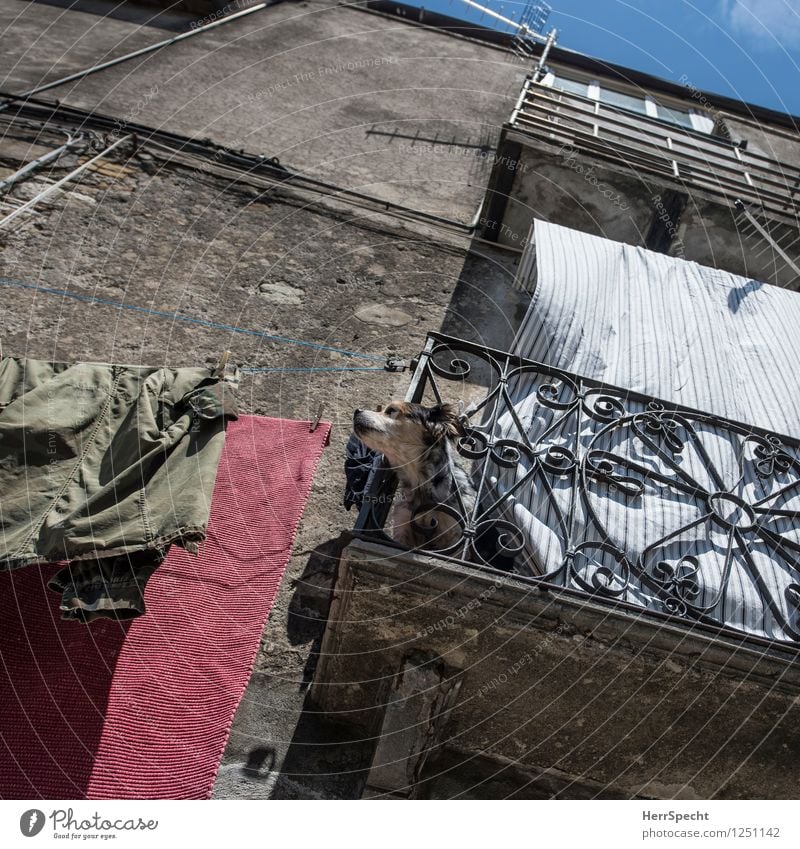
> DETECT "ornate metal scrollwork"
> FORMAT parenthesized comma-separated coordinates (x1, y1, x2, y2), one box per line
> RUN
(457, 427, 489, 460)
(584, 449, 646, 497)
(429, 354, 471, 380)
(752, 434, 792, 479)
(569, 541, 632, 598)
(582, 388, 626, 423)
(540, 444, 577, 476)
(535, 377, 579, 411)
(635, 401, 685, 454)
(356, 333, 800, 648)
(650, 555, 702, 617)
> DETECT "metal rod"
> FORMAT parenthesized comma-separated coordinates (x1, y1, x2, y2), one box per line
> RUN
(735, 199, 800, 281)
(509, 75, 531, 125)
(0, 134, 85, 193)
(13, 3, 269, 99)
(533, 27, 558, 81)
(0, 134, 131, 229)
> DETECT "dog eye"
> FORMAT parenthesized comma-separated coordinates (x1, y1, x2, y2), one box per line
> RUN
(385, 405, 399, 417)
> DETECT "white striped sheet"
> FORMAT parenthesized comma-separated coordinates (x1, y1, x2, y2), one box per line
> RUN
(484, 220, 800, 642)
(512, 220, 800, 435)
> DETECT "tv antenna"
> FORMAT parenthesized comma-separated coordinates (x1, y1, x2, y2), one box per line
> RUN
(458, 0, 557, 78)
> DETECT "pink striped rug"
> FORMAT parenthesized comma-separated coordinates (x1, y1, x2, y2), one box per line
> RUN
(0, 415, 330, 799)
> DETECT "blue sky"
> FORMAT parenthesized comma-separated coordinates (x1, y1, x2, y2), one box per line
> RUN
(410, 0, 800, 115)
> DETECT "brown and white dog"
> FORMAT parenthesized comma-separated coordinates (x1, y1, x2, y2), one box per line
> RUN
(353, 401, 477, 551)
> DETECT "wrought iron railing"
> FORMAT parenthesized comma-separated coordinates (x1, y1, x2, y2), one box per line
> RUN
(511, 81, 800, 227)
(355, 332, 800, 648)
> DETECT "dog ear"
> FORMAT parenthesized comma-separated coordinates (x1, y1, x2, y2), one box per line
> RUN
(428, 403, 465, 440)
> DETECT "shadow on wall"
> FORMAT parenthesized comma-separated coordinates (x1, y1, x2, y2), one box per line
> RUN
(438, 239, 529, 384)
(270, 535, 374, 799)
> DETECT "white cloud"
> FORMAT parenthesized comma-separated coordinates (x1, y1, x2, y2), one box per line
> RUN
(720, 0, 800, 46)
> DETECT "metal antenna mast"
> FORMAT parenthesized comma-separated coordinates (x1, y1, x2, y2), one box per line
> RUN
(458, 0, 557, 77)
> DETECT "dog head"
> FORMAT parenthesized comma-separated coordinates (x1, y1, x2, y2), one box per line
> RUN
(353, 401, 464, 468)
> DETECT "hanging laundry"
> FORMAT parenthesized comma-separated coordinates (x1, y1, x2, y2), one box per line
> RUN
(0, 357, 238, 621)
(512, 219, 800, 435)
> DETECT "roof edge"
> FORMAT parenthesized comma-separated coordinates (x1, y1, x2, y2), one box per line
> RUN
(351, 0, 800, 131)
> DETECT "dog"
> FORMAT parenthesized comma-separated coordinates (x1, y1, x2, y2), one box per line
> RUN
(352, 401, 477, 551)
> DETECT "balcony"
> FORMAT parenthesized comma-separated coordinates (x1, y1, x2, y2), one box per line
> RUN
(313, 332, 800, 798)
(356, 332, 800, 649)
(510, 80, 800, 226)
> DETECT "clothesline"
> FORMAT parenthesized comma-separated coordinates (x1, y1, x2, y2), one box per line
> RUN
(0, 277, 388, 367)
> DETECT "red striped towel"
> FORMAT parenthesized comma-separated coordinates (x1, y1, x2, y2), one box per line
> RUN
(0, 415, 331, 799)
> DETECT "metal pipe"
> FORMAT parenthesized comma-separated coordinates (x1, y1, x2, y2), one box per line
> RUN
(533, 27, 557, 81)
(0, 134, 131, 229)
(509, 75, 532, 125)
(11, 3, 270, 100)
(0, 133, 86, 193)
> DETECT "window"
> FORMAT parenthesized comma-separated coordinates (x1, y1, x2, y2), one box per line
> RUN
(545, 72, 713, 134)
(655, 103, 696, 129)
(551, 74, 589, 98)
(599, 86, 648, 115)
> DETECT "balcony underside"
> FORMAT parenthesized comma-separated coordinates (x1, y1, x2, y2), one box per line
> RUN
(312, 538, 800, 799)
(512, 83, 800, 226)
(483, 80, 800, 289)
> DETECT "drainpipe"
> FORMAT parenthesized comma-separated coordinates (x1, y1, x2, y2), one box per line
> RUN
(0, 134, 132, 229)
(0, 133, 86, 194)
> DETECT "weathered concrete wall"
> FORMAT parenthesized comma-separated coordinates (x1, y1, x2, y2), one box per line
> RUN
(0, 0, 179, 94)
(0, 135, 520, 798)
(495, 141, 658, 249)
(313, 540, 800, 800)
(2, 0, 522, 224)
(722, 114, 800, 162)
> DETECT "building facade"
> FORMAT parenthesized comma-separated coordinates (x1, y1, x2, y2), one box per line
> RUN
(2, 0, 799, 799)
(312, 2, 800, 800)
